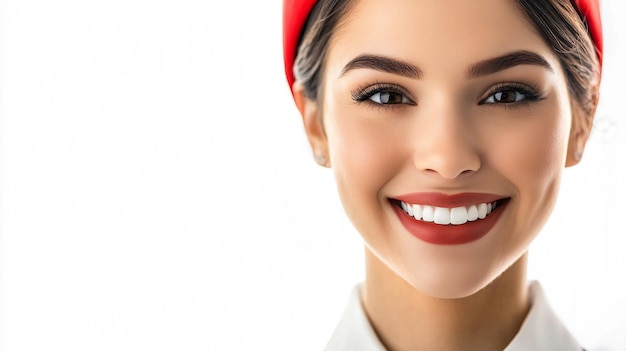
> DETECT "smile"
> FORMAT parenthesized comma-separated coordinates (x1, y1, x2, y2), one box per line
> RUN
(398, 201, 499, 226)
(391, 193, 510, 245)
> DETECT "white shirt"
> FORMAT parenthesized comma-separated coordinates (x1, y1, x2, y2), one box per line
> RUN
(325, 281, 582, 350)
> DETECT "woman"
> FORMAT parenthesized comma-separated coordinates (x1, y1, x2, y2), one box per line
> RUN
(283, 0, 602, 350)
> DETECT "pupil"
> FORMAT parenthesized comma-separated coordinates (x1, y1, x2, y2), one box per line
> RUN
(381, 92, 401, 104)
(497, 91, 516, 103)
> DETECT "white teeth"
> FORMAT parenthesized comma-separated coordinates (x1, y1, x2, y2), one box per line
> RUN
(477, 203, 487, 219)
(422, 205, 434, 222)
(412, 204, 423, 220)
(434, 207, 451, 225)
(467, 205, 479, 221)
(450, 206, 468, 225)
(399, 200, 502, 226)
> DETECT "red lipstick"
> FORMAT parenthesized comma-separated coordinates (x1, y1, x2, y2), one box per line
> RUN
(392, 192, 509, 245)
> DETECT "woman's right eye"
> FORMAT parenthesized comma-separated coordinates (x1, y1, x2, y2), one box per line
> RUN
(352, 84, 416, 107)
(369, 91, 412, 105)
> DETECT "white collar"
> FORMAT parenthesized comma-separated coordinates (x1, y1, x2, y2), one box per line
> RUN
(324, 281, 582, 351)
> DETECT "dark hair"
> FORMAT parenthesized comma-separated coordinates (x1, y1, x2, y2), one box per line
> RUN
(294, 0, 600, 119)
(515, 0, 600, 123)
(293, 0, 356, 101)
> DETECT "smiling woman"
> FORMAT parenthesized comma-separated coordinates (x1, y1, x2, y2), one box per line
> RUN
(283, 0, 602, 350)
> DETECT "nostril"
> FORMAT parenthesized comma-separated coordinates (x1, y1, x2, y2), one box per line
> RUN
(413, 144, 482, 179)
(423, 167, 476, 179)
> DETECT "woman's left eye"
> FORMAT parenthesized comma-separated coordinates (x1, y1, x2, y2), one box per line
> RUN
(481, 84, 540, 105)
(483, 90, 527, 104)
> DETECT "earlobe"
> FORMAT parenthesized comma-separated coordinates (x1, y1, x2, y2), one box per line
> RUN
(565, 129, 587, 167)
(292, 82, 330, 167)
(565, 90, 599, 167)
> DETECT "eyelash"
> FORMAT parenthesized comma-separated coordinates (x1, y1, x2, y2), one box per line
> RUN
(351, 81, 544, 111)
(479, 82, 544, 109)
(351, 83, 416, 110)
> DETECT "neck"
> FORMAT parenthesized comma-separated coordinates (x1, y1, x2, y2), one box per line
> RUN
(362, 249, 530, 351)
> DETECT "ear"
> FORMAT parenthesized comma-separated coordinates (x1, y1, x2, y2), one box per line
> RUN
(565, 87, 599, 167)
(293, 82, 330, 167)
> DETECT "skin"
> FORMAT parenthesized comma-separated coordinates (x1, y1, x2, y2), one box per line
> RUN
(293, 0, 597, 350)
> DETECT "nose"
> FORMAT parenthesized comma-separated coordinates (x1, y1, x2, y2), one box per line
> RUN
(412, 104, 481, 179)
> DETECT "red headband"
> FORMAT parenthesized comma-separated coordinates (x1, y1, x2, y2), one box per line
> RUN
(282, 0, 603, 90)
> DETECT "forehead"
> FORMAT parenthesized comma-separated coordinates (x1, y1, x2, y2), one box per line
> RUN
(326, 0, 557, 77)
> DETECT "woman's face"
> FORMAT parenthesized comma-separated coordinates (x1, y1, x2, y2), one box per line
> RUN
(303, 0, 582, 298)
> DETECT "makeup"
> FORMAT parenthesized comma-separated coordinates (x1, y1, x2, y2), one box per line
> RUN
(392, 193, 510, 245)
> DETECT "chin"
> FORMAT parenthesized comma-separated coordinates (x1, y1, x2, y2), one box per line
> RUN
(408, 273, 494, 299)
(387, 248, 512, 300)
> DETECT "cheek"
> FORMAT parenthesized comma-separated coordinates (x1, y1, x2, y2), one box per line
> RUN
(492, 110, 570, 193)
(323, 103, 410, 219)
(326, 109, 396, 185)
(486, 102, 572, 236)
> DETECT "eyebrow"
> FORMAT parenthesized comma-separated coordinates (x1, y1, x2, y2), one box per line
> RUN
(466, 50, 553, 78)
(339, 50, 552, 80)
(340, 54, 422, 79)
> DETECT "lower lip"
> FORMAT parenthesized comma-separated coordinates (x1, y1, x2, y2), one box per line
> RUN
(392, 201, 508, 245)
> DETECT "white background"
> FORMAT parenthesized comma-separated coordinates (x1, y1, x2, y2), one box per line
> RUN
(1, 1, 625, 350)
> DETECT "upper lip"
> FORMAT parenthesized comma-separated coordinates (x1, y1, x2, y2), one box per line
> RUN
(392, 192, 509, 208)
